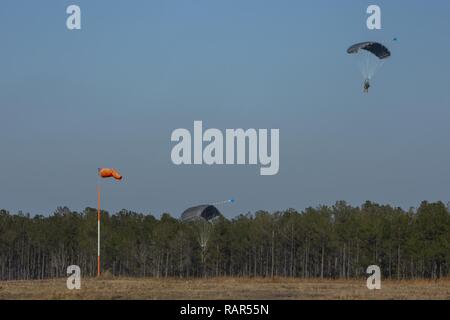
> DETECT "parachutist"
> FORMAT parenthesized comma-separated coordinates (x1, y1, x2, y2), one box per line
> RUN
(363, 79, 370, 93)
(347, 42, 391, 94)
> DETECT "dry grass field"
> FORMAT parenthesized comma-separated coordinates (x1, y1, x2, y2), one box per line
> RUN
(0, 277, 449, 300)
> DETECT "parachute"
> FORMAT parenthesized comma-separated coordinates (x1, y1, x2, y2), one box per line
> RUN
(347, 41, 391, 81)
(180, 200, 233, 276)
(181, 205, 221, 253)
(98, 168, 122, 180)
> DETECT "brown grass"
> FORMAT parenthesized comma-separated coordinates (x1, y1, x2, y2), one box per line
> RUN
(0, 277, 449, 300)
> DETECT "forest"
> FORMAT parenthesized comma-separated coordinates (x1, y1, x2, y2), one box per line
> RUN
(0, 201, 449, 281)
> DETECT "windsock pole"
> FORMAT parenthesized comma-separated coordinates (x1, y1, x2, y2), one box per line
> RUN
(96, 167, 122, 277)
(97, 185, 101, 277)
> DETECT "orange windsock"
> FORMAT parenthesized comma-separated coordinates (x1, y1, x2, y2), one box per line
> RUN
(98, 168, 122, 180)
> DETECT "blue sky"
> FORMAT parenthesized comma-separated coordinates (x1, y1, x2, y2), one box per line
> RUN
(1, 1, 450, 217)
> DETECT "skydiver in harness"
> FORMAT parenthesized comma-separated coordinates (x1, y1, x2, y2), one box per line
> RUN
(363, 79, 370, 93)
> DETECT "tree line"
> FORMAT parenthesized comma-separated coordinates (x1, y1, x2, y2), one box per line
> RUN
(0, 201, 449, 280)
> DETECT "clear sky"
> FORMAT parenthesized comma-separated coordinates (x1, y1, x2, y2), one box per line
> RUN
(1, 1, 450, 217)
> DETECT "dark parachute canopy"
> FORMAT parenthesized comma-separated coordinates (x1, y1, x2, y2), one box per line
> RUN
(180, 205, 222, 268)
(347, 41, 391, 82)
(347, 42, 391, 60)
(181, 205, 221, 222)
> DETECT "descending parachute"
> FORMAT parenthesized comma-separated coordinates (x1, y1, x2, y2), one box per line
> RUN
(181, 204, 222, 252)
(98, 168, 122, 180)
(347, 41, 391, 92)
(180, 200, 233, 276)
(181, 205, 221, 275)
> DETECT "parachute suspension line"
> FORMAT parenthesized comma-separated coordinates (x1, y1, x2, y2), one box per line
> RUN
(369, 58, 385, 80)
(376, 59, 386, 78)
(199, 223, 210, 249)
(365, 52, 371, 79)
(211, 198, 235, 206)
(356, 51, 369, 80)
(211, 200, 229, 206)
(363, 51, 373, 79)
(197, 221, 212, 277)
(356, 50, 386, 81)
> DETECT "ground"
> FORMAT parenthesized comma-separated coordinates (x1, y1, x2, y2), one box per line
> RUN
(0, 277, 449, 300)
